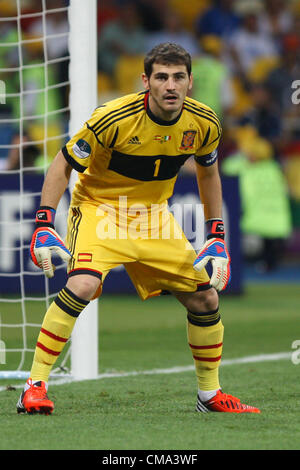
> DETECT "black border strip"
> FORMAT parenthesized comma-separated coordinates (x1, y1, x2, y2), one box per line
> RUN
(62, 146, 87, 173)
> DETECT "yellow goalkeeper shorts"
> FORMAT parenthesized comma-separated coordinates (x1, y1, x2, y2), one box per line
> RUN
(66, 202, 210, 300)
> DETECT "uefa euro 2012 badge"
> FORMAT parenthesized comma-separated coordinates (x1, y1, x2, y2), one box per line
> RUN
(72, 139, 91, 159)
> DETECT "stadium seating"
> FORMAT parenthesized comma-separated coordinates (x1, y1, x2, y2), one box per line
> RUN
(114, 55, 145, 95)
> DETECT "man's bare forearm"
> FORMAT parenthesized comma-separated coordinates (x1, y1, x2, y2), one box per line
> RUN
(40, 150, 73, 209)
(195, 162, 223, 220)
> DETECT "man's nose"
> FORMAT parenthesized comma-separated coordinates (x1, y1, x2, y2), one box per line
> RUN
(166, 77, 176, 90)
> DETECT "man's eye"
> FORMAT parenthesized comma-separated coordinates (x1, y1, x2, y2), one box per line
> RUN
(155, 74, 186, 81)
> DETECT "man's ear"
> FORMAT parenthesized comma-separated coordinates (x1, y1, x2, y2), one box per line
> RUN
(141, 72, 150, 90)
(188, 72, 193, 91)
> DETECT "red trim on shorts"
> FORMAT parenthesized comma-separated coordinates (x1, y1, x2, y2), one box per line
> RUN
(196, 281, 211, 291)
(68, 268, 102, 280)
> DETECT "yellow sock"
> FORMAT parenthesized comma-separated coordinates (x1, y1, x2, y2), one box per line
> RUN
(30, 287, 89, 382)
(187, 308, 224, 391)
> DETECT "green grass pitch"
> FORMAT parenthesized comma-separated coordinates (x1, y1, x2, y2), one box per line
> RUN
(0, 283, 299, 450)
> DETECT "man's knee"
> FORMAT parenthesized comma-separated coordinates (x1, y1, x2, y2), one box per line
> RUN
(66, 274, 101, 301)
(174, 287, 219, 313)
(185, 288, 220, 328)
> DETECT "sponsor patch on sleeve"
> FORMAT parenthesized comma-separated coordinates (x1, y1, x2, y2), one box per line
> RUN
(72, 139, 92, 159)
(194, 149, 218, 167)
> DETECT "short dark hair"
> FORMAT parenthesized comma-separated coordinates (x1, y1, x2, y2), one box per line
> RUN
(144, 42, 192, 78)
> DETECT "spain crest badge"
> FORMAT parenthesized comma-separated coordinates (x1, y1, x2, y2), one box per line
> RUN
(180, 130, 197, 150)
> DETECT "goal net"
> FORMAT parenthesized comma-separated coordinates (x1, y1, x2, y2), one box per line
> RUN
(0, 0, 98, 381)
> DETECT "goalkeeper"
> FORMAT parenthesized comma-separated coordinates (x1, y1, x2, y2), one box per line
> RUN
(17, 42, 260, 415)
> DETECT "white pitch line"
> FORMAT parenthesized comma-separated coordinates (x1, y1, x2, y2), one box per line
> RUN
(0, 351, 291, 392)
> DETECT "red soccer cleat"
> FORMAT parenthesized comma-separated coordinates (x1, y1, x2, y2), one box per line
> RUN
(17, 379, 54, 415)
(196, 389, 261, 413)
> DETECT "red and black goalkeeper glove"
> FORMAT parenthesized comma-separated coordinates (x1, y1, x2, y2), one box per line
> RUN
(30, 206, 71, 278)
(206, 219, 225, 240)
(193, 218, 231, 292)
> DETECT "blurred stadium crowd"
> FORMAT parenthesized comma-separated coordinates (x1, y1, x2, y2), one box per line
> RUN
(0, 0, 300, 273)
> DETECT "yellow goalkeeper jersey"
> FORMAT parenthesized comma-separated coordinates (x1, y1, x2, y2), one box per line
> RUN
(62, 91, 221, 208)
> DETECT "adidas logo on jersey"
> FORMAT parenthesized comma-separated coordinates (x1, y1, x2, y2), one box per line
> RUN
(128, 136, 141, 144)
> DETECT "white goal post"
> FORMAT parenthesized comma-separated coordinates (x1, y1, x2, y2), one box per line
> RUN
(68, 0, 98, 381)
(0, 0, 98, 381)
